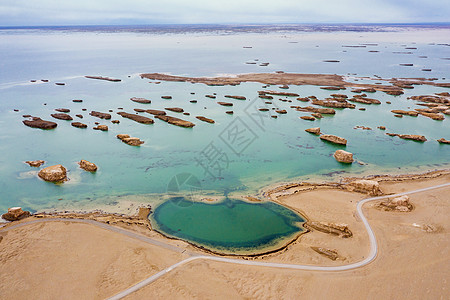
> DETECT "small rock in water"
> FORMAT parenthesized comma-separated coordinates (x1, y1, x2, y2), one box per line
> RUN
(334, 150, 354, 163)
(93, 125, 108, 131)
(305, 127, 321, 135)
(117, 134, 144, 146)
(25, 160, 45, 167)
(38, 164, 67, 182)
(78, 159, 98, 172)
(71, 122, 87, 128)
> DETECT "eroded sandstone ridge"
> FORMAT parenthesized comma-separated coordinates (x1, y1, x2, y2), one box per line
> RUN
(305, 221, 353, 238)
(346, 180, 382, 196)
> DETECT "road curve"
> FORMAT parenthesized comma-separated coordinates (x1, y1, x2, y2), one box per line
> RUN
(2, 183, 449, 299)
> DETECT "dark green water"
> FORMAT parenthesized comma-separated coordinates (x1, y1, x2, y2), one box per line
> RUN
(150, 198, 305, 254)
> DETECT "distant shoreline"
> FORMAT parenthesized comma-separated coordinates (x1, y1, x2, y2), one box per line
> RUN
(2, 23, 450, 33)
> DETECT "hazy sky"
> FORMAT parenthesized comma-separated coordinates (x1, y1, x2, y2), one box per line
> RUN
(1, 0, 449, 26)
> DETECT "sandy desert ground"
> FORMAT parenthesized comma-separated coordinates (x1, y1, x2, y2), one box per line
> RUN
(0, 172, 449, 299)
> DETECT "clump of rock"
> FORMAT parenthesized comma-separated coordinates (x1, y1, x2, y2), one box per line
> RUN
(78, 160, 97, 172)
(306, 221, 352, 238)
(130, 97, 151, 104)
(90, 111, 111, 119)
(38, 164, 67, 182)
(305, 127, 321, 135)
(23, 117, 57, 129)
(437, 138, 450, 144)
(196, 116, 215, 123)
(311, 247, 340, 261)
(146, 109, 166, 116)
(117, 112, 154, 124)
(386, 133, 427, 142)
(217, 102, 233, 106)
(165, 107, 184, 113)
(224, 95, 246, 100)
(346, 180, 382, 196)
(117, 134, 144, 146)
(25, 160, 45, 167)
(55, 108, 70, 113)
(51, 113, 73, 121)
(2, 207, 31, 221)
(320, 134, 347, 145)
(334, 150, 354, 163)
(377, 195, 413, 212)
(155, 115, 195, 128)
(71, 122, 87, 128)
(93, 125, 108, 131)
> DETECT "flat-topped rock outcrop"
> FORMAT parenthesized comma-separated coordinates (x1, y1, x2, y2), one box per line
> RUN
(320, 134, 347, 145)
(155, 115, 195, 128)
(386, 133, 427, 142)
(312, 99, 356, 109)
(296, 106, 336, 114)
(23, 117, 57, 129)
(51, 113, 73, 121)
(196, 116, 215, 123)
(391, 110, 419, 117)
(306, 221, 352, 238)
(93, 125, 108, 131)
(117, 112, 154, 124)
(224, 95, 246, 100)
(165, 107, 184, 113)
(71, 122, 87, 128)
(437, 138, 450, 144)
(90, 111, 111, 119)
(117, 134, 145, 146)
(55, 108, 70, 112)
(348, 96, 381, 104)
(218, 102, 233, 106)
(85, 75, 121, 82)
(305, 127, 321, 135)
(146, 109, 166, 116)
(130, 97, 151, 104)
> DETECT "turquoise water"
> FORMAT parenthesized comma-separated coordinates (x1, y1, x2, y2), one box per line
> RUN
(150, 197, 305, 254)
(0, 26, 449, 235)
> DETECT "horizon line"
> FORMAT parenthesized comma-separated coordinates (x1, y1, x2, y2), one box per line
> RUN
(1, 22, 450, 28)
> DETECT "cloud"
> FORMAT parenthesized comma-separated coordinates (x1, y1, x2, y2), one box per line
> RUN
(0, 0, 449, 26)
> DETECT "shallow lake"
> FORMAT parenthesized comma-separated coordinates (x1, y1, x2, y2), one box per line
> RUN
(150, 197, 305, 254)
